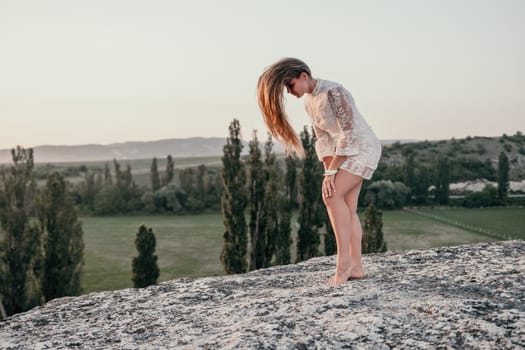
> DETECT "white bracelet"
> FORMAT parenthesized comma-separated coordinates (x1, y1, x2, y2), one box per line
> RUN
(323, 169, 338, 176)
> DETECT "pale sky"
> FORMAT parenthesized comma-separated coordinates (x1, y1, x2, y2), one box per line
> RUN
(1, 0, 524, 149)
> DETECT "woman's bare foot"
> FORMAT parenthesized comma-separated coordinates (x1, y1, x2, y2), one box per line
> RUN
(327, 266, 352, 286)
(347, 265, 365, 280)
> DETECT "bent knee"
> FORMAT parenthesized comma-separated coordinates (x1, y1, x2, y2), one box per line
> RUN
(322, 193, 346, 208)
(346, 204, 358, 215)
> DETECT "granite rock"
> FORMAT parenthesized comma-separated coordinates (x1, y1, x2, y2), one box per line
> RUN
(1, 240, 524, 349)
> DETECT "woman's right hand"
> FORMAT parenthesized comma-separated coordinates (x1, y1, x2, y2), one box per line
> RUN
(323, 174, 336, 198)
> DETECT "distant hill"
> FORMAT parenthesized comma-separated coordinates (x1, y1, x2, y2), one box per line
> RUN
(0, 137, 412, 164)
(0, 137, 233, 164)
(380, 134, 525, 181)
(6, 134, 521, 180)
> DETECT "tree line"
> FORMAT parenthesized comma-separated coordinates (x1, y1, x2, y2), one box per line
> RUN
(0, 147, 83, 317)
(367, 150, 511, 209)
(70, 156, 222, 216)
(66, 141, 516, 216)
(27, 132, 516, 217)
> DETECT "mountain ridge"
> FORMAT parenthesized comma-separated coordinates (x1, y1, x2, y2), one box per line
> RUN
(0, 137, 231, 164)
(0, 137, 415, 164)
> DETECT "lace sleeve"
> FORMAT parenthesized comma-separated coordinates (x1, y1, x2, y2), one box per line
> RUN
(327, 87, 359, 156)
(312, 124, 334, 161)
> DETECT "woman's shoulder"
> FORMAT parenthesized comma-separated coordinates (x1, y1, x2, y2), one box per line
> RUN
(314, 79, 344, 95)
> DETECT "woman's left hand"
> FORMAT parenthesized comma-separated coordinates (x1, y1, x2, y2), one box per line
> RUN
(322, 174, 336, 198)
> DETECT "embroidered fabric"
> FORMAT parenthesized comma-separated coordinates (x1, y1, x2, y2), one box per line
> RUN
(304, 79, 382, 180)
(327, 87, 359, 157)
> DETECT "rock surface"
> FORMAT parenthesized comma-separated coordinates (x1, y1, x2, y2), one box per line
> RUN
(1, 240, 524, 349)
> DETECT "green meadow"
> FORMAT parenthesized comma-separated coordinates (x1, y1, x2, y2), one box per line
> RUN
(81, 207, 523, 293)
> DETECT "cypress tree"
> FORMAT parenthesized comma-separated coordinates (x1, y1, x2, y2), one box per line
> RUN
(164, 155, 175, 185)
(132, 225, 159, 288)
(414, 166, 430, 205)
(206, 172, 221, 209)
(151, 157, 161, 192)
(124, 164, 133, 189)
(262, 134, 279, 267)
(220, 119, 248, 274)
(435, 155, 450, 205)
(362, 203, 387, 254)
(248, 131, 266, 270)
(296, 127, 323, 262)
(113, 159, 122, 188)
(404, 153, 416, 204)
(0, 147, 44, 316)
(196, 165, 207, 202)
(285, 155, 298, 209)
(498, 152, 509, 203)
(103, 163, 112, 186)
(179, 168, 195, 198)
(82, 171, 97, 211)
(37, 172, 84, 300)
(274, 195, 292, 265)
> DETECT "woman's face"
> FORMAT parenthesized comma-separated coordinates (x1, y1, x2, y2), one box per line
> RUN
(284, 72, 311, 98)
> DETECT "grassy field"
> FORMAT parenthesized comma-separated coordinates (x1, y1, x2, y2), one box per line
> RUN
(415, 207, 524, 240)
(380, 210, 498, 251)
(79, 207, 524, 293)
(82, 214, 224, 293)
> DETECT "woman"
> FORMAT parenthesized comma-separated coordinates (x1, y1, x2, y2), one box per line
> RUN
(257, 58, 382, 286)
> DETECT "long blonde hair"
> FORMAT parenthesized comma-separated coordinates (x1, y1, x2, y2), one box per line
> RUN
(257, 57, 311, 157)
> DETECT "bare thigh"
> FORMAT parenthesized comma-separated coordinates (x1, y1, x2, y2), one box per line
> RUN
(323, 170, 363, 207)
(344, 179, 363, 212)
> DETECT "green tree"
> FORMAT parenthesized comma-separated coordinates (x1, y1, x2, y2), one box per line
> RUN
(205, 171, 222, 210)
(220, 119, 248, 274)
(150, 157, 161, 192)
(93, 160, 143, 215)
(178, 167, 195, 207)
(463, 185, 499, 208)
(498, 152, 509, 203)
(247, 131, 266, 270)
(80, 171, 98, 212)
(113, 159, 122, 188)
(132, 225, 159, 288)
(262, 134, 280, 267)
(435, 155, 450, 205)
(164, 155, 175, 185)
(119, 162, 143, 213)
(0, 147, 44, 316)
(413, 166, 430, 205)
(285, 155, 298, 209)
(364, 180, 410, 209)
(103, 163, 112, 186)
(404, 153, 416, 204)
(362, 203, 387, 254)
(274, 195, 292, 265)
(196, 165, 208, 205)
(296, 127, 323, 262)
(178, 167, 205, 212)
(37, 172, 84, 300)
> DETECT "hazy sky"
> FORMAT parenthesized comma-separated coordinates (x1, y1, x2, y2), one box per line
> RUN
(1, 0, 524, 149)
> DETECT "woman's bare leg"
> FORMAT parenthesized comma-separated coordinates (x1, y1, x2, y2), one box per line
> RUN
(323, 171, 363, 285)
(344, 181, 365, 279)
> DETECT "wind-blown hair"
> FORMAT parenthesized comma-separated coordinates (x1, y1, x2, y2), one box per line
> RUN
(257, 58, 311, 157)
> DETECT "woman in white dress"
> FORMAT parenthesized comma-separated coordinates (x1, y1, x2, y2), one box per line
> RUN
(257, 58, 382, 285)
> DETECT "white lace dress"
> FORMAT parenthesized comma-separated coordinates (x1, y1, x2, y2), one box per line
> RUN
(304, 79, 382, 180)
